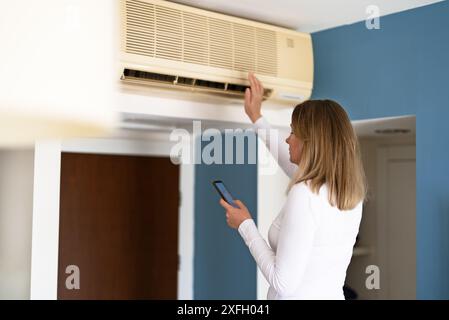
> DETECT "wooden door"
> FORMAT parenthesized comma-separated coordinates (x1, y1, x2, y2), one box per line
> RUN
(57, 153, 179, 299)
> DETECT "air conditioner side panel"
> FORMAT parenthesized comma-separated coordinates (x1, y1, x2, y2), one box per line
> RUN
(277, 33, 314, 87)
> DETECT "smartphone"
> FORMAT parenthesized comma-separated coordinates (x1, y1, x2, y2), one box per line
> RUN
(212, 180, 238, 208)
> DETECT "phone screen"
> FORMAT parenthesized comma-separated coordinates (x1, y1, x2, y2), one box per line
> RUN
(213, 181, 238, 208)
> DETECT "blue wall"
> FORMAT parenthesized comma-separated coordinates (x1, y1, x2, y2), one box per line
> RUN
(312, 1, 449, 299)
(194, 132, 257, 299)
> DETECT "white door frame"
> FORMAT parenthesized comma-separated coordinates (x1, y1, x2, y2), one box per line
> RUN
(30, 137, 194, 300)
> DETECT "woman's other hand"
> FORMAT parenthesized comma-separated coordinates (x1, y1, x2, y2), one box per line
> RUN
(244, 72, 264, 123)
(219, 198, 252, 229)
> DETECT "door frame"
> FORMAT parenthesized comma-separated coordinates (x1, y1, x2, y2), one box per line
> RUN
(30, 137, 194, 300)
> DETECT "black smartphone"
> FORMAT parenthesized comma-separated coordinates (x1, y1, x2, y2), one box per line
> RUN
(212, 180, 238, 208)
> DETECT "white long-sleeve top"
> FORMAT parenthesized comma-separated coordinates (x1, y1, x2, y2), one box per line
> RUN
(238, 116, 363, 300)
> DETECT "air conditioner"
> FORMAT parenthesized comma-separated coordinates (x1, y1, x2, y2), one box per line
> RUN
(119, 0, 313, 106)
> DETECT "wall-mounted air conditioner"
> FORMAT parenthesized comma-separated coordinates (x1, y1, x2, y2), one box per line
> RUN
(119, 0, 313, 106)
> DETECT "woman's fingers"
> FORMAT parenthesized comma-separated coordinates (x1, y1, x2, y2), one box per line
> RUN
(248, 72, 256, 93)
(256, 77, 264, 96)
(219, 198, 232, 210)
(251, 73, 260, 93)
(234, 199, 246, 210)
(254, 74, 264, 96)
(244, 87, 251, 105)
(250, 72, 264, 98)
(251, 73, 260, 94)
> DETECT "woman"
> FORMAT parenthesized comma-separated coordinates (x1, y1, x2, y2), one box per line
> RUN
(219, 73, 367, 300)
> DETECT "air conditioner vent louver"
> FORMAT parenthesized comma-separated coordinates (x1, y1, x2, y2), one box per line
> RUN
(195, 79, 226, 90)
(124, 0, 278, 76)
(177, 77, 194, 85)
(123, 68, 176, 83)
(122, 68, 273, 98)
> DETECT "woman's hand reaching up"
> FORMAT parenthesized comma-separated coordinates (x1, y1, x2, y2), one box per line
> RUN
(244, 72, 264, 123)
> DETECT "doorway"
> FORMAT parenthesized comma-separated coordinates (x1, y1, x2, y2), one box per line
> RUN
(346, 115, 416, 299)
(57, 153, 180, 299)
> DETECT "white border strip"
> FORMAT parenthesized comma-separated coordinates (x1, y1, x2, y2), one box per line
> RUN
(30, 140, 62, 300)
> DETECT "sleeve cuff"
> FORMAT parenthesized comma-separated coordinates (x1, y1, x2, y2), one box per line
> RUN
(238, 219, 258, 242)
(252, 116, 271, 131)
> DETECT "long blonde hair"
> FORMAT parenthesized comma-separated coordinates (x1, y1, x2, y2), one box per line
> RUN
(287, 99, 367, 210)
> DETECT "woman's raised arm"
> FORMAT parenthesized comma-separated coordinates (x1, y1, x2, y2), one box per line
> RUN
(244, 73, 298, 178)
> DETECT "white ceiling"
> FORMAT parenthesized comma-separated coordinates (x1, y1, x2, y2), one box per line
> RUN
(170, 0, 443, 32)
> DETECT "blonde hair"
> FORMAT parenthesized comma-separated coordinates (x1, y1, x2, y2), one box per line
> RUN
(287, 99, 367, 210)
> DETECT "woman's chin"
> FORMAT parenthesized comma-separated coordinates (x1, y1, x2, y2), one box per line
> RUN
(289, 156, 299, 165)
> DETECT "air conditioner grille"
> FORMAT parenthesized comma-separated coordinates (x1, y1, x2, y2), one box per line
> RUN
(122, 68, 273, 98)
(124, 0, 278, 76)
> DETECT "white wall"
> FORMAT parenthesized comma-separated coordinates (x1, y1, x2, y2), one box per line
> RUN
(0, 149, 34, 299)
